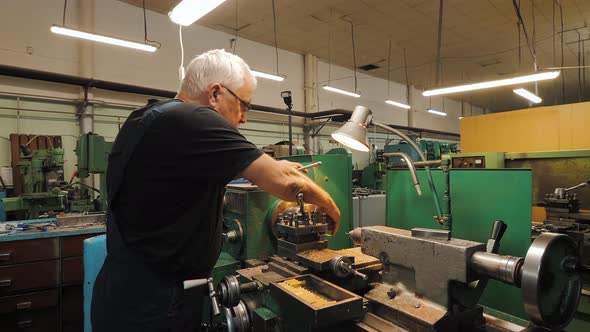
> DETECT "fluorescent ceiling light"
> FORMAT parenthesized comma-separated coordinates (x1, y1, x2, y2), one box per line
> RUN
(422, 71, 560, 96)
(458, 116, 464, 119)
(427, 109, 447, 116)
(251, 70, 285, 82)
(50, 25, 157, 52)
(322, 85, 361, 98)
(513, 88, 542, 103)
(385, 99, 411, 109)
(169, 0, 226, 26)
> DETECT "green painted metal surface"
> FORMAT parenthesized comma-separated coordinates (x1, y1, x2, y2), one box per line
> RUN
(284, 148, 353, 249)
(386, 169, 532, 319)
(211, 251, 240, 285)
(223, 188, 279, 261)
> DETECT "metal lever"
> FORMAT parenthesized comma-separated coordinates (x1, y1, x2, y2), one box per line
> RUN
(207, 277, 221, 317)
(183, 277, 221, 317)
(296, 192, 305, 213)
(486, 220, 507, 253)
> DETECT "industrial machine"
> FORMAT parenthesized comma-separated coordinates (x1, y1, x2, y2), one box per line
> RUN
(1, 133, 112, 219)
(535, 179, 590, 267)
(210, 211, 582, 331)
(349, 223, 582, 332)
(262, 141, 305, 158)
(207, 155, 584, 331)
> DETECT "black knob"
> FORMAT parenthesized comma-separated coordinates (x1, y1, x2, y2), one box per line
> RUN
(490, 220, 507, 241)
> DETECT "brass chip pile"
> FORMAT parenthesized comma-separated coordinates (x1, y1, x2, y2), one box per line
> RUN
(279, 279, 336, 309)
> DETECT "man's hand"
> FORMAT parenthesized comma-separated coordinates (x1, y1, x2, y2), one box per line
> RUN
(324, 201, 341, 235)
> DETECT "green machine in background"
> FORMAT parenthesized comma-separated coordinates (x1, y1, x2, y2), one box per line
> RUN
(1, 133, 112, 219)
(74, 133, 112, 212)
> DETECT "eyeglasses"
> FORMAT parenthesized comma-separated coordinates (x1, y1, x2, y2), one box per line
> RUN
(222, 85, 252, 112)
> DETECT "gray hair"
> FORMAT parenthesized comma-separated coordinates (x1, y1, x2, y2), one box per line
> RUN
(178, 49, 257, 97)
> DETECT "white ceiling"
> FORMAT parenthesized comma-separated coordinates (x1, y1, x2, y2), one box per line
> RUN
(121, 0, 590, 111)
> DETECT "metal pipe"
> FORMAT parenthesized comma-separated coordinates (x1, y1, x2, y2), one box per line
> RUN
(470, 251, 524, 287)
(389, 160, 442, 168)
(373, 121, 443, 219)
(382, 152, 421, 196)
(373, 121, 426, 161)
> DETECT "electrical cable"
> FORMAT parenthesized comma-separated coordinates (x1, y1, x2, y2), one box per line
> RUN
(560, 3, 565, 103)
(271, 0, 280, 75)
(352, 23, 357, 92)
(511, 0, 535, 60)
(178, 25, 185, 81)
(62, 0, 67, 26)
(142, 0, 162, 48)
(403, 48, 410, 105)
(234, 0, 238, 53)
(387, 40, 391, 97)
(342, 17, 358, 93)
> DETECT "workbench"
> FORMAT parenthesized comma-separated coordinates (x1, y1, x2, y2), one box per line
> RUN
(0, 222, 105, 331)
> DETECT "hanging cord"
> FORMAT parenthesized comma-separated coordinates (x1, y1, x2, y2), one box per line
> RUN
(62, 0, 67, 25)
(143, 0, 161, 48)
(387, 40, 392, 97)
(271, 0, 280, 75)
(342, 17, 358, 93)
(559, 3, 565, 103)
(403, 48, 410, 105)
(517, 22, 521, 69)
(178, 25, 185, 81)
(577, 31, 582, 101)
(511, 0, 535, 60)
(328, 29, 332, 84)
(233, 0, 238, 53)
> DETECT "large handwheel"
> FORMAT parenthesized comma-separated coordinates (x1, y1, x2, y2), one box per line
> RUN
(521, 233, 582, 330)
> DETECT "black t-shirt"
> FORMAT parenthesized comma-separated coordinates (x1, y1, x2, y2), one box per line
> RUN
(107, 100, 263, 279)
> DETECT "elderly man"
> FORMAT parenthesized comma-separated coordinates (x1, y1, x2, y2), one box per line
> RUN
(91, 49, 340, 331)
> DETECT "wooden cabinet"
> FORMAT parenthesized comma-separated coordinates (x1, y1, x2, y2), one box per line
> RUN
(0, 232, 104, 332)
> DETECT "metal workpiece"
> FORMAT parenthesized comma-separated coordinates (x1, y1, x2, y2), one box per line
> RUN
(382, 152, 422, 196)
(469, 252, 523, 286)
(521, 233, 582, 330)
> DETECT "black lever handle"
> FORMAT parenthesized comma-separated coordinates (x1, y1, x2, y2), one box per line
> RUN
(490, 220, 507, 241)
(486, 220, 507, 253)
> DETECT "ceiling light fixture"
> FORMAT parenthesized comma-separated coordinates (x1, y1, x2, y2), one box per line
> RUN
(50, 25, 157, 52)
(385, 100, 411, 109)
(169, 0, 226, 26)
(251, 70, 285, 82)
(322, 85, 361, 98)
(422, 71, 560, 96)
(513, 88, 542, 103)
(427, 109, 447, 116)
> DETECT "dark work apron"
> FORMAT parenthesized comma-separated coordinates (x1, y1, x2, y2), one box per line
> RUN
(91, 100, 194, 332)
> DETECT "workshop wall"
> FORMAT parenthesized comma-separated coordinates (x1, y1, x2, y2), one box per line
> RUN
(0, 0, 472, 174)
(460, 101, 590, 152)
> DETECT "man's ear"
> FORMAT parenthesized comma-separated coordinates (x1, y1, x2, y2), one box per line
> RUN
(209, 84, 222, 105)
